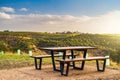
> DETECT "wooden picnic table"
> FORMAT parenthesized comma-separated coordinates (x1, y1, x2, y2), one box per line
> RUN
(39, 46, 97, 72)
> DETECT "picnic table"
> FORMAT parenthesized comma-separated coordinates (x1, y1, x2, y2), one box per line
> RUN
(39, 46, 96, 70)
(39, 46, 109, 76)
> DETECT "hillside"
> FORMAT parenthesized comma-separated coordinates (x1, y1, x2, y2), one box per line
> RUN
(0, 32, 120, 63)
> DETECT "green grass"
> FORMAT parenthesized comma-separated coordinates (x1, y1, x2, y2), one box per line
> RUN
(0, 54, 52, 70)
(0, 54, 120, 70)
(0, 54, 32, 69)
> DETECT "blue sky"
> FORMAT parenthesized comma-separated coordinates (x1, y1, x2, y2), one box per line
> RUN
(1, 0, 120, 16)
(0, 0, 120, 33)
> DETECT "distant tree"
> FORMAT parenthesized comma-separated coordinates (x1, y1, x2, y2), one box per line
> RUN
(3, 30, 9, 32)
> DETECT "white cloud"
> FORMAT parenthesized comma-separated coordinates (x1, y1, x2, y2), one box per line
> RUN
(0, 12, 11, 19)
(20, 8, 28, 12)
(0, 10, 120, 33)
(0, 7, 15, 13)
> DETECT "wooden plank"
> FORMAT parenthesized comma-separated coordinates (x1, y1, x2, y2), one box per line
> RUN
(39, 46, 96, 51)
(56, 57, 109, 63)
(31, 54, 76, 58)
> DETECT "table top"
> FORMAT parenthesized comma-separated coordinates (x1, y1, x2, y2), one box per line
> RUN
(39, 46, 97, 51)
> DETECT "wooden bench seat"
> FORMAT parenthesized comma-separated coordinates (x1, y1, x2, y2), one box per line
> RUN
(31, 54, 76, 70)
(56, 57, 109, 76)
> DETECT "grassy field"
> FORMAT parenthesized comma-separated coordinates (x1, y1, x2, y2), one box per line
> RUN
(0, 54, 52, 70)
(0, 54, 119, 70)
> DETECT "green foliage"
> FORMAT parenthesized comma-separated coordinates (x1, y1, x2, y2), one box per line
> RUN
(0, 40, 9, 51)
(0, 32, 120, 63)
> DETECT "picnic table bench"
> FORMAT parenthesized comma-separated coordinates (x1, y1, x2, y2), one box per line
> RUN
(56, 56, 109, 76)
(36, 46, 109, 76)
(31, 54, 76, 70)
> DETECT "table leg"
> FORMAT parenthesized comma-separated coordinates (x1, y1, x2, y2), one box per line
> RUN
(61, 50, 66, 71)
(71, 50, 75, 67)
(34, 58, 38, 69)
(34, 58, 42, 70)
(51, 50, 56, 71)
(51, 50, 61, 72)
(81, 49, 87, 70)
(62, 50, 66, 59)
(51, 50, 68, 72)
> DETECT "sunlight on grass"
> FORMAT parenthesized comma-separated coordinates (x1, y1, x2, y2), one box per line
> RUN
(0, 54, 120, 70)
(0, 54, 53, 70)
(0, 54, 33, 69)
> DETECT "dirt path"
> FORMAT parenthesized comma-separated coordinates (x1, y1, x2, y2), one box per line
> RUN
(0, 65, 120, 80)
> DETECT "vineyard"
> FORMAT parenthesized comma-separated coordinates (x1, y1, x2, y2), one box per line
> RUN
(0, 31, 120, 64)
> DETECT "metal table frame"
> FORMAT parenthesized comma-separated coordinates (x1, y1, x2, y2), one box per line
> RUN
(39, 46, 96, 71)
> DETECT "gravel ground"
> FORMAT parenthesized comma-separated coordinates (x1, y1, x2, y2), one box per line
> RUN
(0, 65, 120, 80)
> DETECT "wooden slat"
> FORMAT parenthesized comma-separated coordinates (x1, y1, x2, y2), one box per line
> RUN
(56, 57, 109, 63)
(39, 46, 96, 51)
(31, 54, 76, 58)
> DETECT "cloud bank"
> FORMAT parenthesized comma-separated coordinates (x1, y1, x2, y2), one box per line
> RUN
(0, 7, 120, 34)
